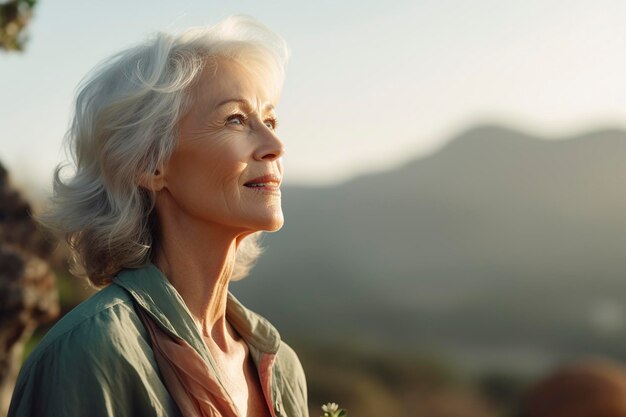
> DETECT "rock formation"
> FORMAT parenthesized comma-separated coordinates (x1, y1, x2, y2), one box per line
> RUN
(0, 162, 59, 415)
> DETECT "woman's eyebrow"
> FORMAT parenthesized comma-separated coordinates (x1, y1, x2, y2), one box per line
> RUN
(216, 98, 275, 112)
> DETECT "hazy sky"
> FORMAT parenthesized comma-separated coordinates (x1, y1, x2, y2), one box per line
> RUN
(2, 0, 626, 197)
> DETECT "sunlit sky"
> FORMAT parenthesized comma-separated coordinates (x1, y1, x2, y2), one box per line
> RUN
(2, 0, 626, 198)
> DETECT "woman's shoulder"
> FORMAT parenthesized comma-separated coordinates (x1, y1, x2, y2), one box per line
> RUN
(9, 283, 179, 417)
(15, 283, 153, 391)
(27, 283, 140, 361)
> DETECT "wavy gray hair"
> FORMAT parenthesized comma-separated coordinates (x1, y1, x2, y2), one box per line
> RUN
(37, 16, 289, 287)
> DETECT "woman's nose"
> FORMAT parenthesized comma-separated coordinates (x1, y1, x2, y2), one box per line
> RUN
(254, 126, 286, 161)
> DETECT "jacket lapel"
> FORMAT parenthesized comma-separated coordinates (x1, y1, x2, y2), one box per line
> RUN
(113, 263, 284, 417)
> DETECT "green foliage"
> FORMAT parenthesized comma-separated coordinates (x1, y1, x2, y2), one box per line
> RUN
(0, 0, 38, 51)
(22, 330, 42, 360)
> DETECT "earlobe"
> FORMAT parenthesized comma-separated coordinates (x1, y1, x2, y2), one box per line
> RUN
(138, 168, 166, 191)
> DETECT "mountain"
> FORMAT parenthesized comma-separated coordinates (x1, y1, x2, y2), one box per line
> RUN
(231, 125, 626, 372)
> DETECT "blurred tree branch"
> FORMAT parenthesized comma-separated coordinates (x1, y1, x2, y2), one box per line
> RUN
(0, 0, 37, 52)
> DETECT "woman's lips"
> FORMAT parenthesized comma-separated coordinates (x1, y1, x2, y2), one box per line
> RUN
(245, 184, 279, 189)
(244, 174, 282, 187)
(244, 184, 281, 195)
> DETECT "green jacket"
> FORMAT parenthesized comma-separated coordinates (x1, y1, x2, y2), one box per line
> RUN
(8, 263, 309, 417)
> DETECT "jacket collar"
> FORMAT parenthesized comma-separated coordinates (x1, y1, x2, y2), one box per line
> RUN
(113, 263, 282, 360)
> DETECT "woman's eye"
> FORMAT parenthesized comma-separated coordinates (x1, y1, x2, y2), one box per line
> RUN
(264, 118, 278, 130)
(226, 114, 246, 125)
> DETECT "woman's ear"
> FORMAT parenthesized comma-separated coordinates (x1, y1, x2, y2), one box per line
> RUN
(138, 168, 166, 191)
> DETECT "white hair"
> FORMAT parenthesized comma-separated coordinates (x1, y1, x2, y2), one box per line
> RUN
(37, 15, 289, 287)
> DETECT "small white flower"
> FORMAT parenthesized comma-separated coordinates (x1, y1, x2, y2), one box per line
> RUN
(322, 403, 339, 413)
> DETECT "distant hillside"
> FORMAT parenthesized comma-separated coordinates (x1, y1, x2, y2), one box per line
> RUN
(232, 124, 626, 373)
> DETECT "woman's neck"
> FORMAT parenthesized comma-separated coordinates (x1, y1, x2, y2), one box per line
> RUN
(153, 208, 250, 354)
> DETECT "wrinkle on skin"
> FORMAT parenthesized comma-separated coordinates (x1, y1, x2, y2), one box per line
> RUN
(149, 57, 285, 353)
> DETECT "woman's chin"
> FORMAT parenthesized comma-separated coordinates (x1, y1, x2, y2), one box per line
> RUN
(254, 213, 284, 232)
(262, 216, 284, 232)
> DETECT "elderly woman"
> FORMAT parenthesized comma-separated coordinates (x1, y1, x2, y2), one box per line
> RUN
(8, 16, 308, 417)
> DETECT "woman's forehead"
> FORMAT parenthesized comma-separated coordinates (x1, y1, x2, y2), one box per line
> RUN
(193, 59, 278, 112)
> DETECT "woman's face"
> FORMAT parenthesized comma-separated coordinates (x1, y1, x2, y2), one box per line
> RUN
(160, 58, 285, 234)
